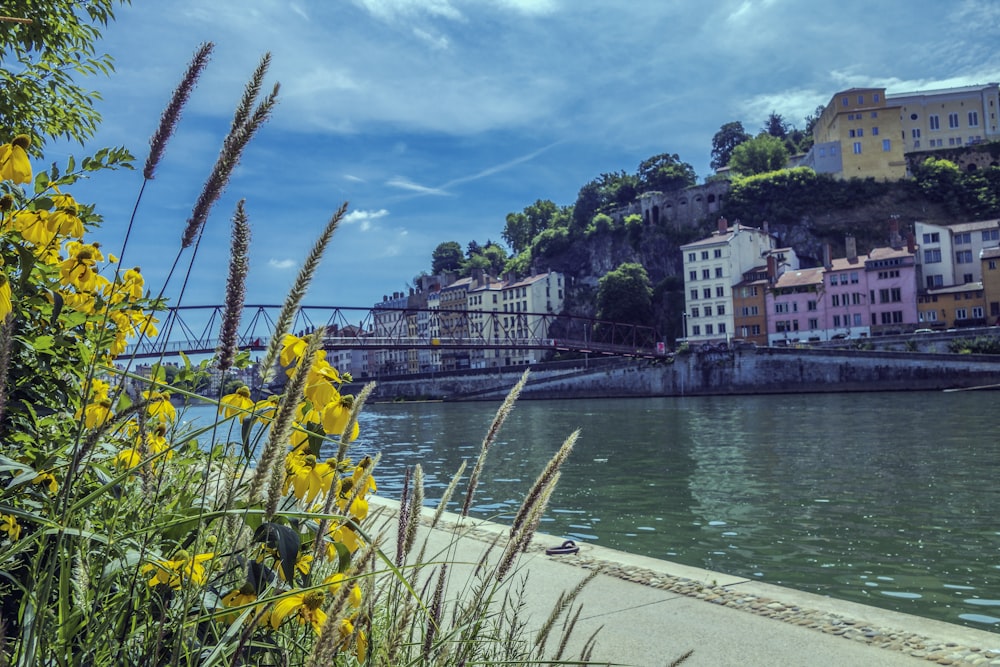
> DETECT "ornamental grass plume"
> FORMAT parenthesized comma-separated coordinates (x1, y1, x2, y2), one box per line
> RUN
(216, 200, 251, 371)
(182, 52, 278, 248)
(144, 42, 213, 180)
(461, 368, 529, 517)
(259, 201, 349, 385)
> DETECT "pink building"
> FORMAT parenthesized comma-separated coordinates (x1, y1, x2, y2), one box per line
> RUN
(766, 238, 919, 344)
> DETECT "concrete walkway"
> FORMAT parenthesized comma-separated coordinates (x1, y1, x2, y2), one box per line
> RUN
(369, 497, 1000, 666)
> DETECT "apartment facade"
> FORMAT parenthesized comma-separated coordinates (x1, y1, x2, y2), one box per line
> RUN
(499, 271, 565, 366)
(681, 218, 780, 343)
(804, 83, 1000, 180)
(915, 219, 1000, 289)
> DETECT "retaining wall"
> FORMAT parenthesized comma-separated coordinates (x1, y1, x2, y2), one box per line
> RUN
(365, 347, 1000, 401)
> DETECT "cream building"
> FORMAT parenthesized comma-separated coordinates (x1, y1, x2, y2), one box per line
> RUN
(681, 218, 785, 342)
(915, 219, 1000, 289)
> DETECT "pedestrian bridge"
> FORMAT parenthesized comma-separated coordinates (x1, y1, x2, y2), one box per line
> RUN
(120, 304, 665, 360)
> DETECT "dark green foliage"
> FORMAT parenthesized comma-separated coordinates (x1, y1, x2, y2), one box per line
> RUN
(502, 199, 560, 255)
(728, 134, 789, 176)
(636, 153, 696, 193)
(596, 263, 653, 326)
(432, 241, 464, 274)
(948, 337, 1000, 354)
(711, 122, 751, 170)
(0, 0, 126, 148)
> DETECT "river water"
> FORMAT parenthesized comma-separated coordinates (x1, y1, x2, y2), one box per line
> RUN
(184, 391, 1000, 631)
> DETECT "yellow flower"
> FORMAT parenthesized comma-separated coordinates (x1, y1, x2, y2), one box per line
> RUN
(0, 274, 10, 320)
(58, 241, 105, 291)
(220, 385, 254, 419)
(33, 471, 58, 493)
(322, 395, 359, 441)
(251, 395, 279, 423)
(113, 448, 142, 469)
(279, 333, 307, 367)
(78, 398, 113, 429)
(142, 550, 214, 588)
(348, 583, 362, 608)
(11, 209, 55, 247)
(324, 572, 346, 593)
(268, 590, 327, 634)
(50, 194, 83, 238)
(328, 524, 363, 555)
(276, 552, 313, 582)
(0, 514, 21, 541)
(0, 135, 32, 184)
(142, 391, 176, 424)
(284, 452, 336, 504)
(356, 628, 368, 663)
(221, 584, 259, 623)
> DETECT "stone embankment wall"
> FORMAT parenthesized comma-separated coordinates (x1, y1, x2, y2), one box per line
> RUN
(365, 347, 1000, 402)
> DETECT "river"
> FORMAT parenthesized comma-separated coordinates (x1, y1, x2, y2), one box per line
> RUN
(183, 391, 1000, 631)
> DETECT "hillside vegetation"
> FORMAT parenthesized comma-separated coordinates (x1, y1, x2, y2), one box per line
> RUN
(428, 151, 1000, 344)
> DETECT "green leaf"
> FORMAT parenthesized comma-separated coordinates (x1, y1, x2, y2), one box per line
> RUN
(252, 522, 300, 584)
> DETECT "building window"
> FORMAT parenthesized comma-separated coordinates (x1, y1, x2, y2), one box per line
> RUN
(703, 288, 711, 299)
(716, 286, 725, 297)
(808, 318, 819, 329)
(857, 95, 864, 104)
(704, 306, 712, 317)
(717, 304, 726, 316)
(873, 93, 880, 103)
(949, 112, 960, 128)
(850, 272, 859, 283)
(687, 252, 696, 262)
(872, 126, 879, 136)
(831, 294, 840, 307)
(702, 269, 711, 279)
(912, 128, 921, 139)
(857, 128, 863, 137)
(849, 129, 856, 138)
(969, 111, 980, 127)
(714, 248, 722, 258)
(924, 248, 942, 263)
(689, 270, 697, 281)
(690, 289, 698, 300)
(956, 308, 968, 320)
(929, 115, 940, 130)
(926, 274, 944, 288)
(833, 315, 841, 327)
(956, 250, 973, 264)
(923, 232, 940, 244)
(973, 306, 984, 318)
(964, 273, 974, 284)
(705, 324, 714, 335)
(715, 267, 724, 278)
(692, 325, 700, 335)
(853, 142, 862, 154)
(701, 250, 709, 260)
(982, 229, 999, 242)
(882, 139, 891, 152)
(955, 232, 971, 244)
(691, 307, 700, 317)
(807, 299, 817, 311)
(775, 303, 789, 314)
(841, 96, 849, 106)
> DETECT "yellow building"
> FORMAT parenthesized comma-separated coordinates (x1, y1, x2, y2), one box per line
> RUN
(981, 247, 1000, 325)
(891, 83, 1000, 152)
(809, 87, 907, 181)
(917, 282, 986, 329)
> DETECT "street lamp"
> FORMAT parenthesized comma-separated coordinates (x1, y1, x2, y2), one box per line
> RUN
(682, 311, 689, 341)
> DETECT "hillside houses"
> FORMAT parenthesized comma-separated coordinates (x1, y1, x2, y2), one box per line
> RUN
(683, 217, 1000, 346)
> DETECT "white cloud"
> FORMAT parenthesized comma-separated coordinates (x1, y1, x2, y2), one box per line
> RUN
(268, 258, 297, 269)
(386, 177, 451, 196)
(343, 208, 390, 231)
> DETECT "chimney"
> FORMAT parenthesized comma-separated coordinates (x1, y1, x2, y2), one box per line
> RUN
(767, 254, 777, 282)
(823, 243, 832, 270)
(846, 236, 858, 264)
(889, 216, 902, 249)
(907, 232, 916, 254)
(717, 216, 728, 235)
(763, 220, 770, 235)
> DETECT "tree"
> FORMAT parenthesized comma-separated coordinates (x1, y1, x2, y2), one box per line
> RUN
(762, 111, 789, 139)
(502, 199, 558, 254)
(431, 241, 463, 274)
(596, 263, 653, 326)
(804, 104, 826, 136)
(0, 1, 125, 148)
(728, 133, 789, 176)
(636, 153, 696, 193)
(573, 171, 641, 230)
(710, 122, 751, 170)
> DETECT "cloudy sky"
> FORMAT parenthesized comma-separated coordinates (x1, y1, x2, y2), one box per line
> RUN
(47, 0, 1000, 313)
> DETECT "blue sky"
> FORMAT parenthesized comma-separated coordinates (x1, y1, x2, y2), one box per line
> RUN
(47, 0, 1000, 313)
